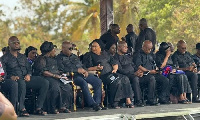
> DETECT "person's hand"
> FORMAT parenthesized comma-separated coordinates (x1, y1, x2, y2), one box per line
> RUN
(96, 64, 103, 71)
(11, 76, 19, 81)
(149, 70, 157, 74)
(78, 68, 85, 74)
(83, 71, 89, 78)
(171, 69, 176, 73)
(187, 66, 194, 71)
(24, 74, 31, 82)
(112, 69, 117, 73)
(193, 67, 197, 73)
(166, 50, 171, 57)
(54, 74, 61, 79)
(134, 69, 143, 77)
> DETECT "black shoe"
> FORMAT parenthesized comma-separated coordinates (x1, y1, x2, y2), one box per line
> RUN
(159, 100, 171, 104)
(93, 104, 102, 111)
(146, 100, 160, 106)
(136, 100, 145, 107)
(193, 98, 200, 103)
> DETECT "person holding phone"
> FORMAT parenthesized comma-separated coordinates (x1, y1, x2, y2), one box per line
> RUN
(172, 40, 199, 102)
(134, 40, 170, 105)
(114, 41, 157, 107)
(156, 42, 191, 104)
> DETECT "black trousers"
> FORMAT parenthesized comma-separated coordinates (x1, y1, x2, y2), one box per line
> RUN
(185, 71, 198, 99)
(26, 76, 49, 109)
(129, 74, 156, 102)
(1, 79, 18, 110)
(45, 77, 72, 112)
(154, 74, 170, 101)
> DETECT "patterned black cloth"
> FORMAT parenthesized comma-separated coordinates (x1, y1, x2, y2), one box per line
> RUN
(172, 51, 194, 68)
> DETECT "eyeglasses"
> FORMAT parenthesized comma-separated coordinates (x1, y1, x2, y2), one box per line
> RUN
(10, 41, 20, 44)
(68, 47, 73, 51)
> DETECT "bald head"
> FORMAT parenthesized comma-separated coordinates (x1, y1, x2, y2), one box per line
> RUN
(62, 41, 73, 56)
(177, 40, 187, 54)
(8, 36, 21, 51)
(177, 40, 186, 47)
(142, 40, 152, 54)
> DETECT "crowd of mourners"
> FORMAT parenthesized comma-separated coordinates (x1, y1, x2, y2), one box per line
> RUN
(0, 18, 200, 119)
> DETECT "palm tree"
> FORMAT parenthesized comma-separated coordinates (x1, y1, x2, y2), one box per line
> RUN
(66, 0, 100, 41)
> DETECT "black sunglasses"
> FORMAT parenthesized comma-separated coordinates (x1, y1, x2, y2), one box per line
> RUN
(68, 47, 73, 51)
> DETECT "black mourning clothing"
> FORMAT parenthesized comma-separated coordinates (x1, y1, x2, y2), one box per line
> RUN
(114, 53, 156, 103)
(83, 51, 133, 105)
(134, 50, 170, 102)
(156, 51, 191, 96)
(172, 51, 198, 100)
(125, 32, 137, 53)
(1, 52, 31, 110)
(33, 56, 72, 112)
(56, 52, 102, 106)
(135, 28, 156, 52)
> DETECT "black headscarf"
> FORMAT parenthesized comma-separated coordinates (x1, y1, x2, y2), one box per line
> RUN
(25, 46, 37, 57)
(90, 39, 105, 51)
(40, 41, 54, 55)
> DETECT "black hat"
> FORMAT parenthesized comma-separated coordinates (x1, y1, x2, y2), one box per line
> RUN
(40, 41, 54, 55)
(159, 42, 170, 52)
(196, 43, 200, 49)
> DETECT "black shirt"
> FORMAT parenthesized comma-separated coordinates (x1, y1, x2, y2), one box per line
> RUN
(83, 51, 117, 75)
(100, 31, 119, 49)
(155, 51, 174, 68)
(135, 28, 156, 52)
(171, 51, 194, 68)
(192, 54, 200, 71)
(57, 52, 84, 73)
(114, 53, 136, 75)
(1, 52, 32, 79)
(125, 32, 137, 53)
(134, 50, 156, 70)
(32, 56, 60, 76)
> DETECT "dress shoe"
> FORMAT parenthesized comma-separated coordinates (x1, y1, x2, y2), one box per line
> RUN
(146, 100, 160, 106)
(93, 104, 102, 111)
(135, 100, 145, 107)
(159, 100, 171, 104)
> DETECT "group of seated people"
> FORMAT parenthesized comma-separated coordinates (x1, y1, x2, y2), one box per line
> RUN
(1, 35, 200, 118)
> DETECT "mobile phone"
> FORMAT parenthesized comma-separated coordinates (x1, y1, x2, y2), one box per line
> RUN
(143, 71, 150, 75)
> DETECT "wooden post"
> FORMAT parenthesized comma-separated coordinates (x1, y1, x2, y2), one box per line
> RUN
(100, 0, 114, 35)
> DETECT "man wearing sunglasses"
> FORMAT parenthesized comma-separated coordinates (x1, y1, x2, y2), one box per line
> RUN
(172, 40, 199, 102)
(56, 41, 102, 111)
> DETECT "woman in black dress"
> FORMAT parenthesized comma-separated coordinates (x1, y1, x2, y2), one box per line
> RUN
(156, 42, 191, 104)
(33, 41, 72, 113)
(83, 39, 134, 108)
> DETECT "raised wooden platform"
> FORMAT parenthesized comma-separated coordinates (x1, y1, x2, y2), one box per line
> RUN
(18, 103, 200, 120)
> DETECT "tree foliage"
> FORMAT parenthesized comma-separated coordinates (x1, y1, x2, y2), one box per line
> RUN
(0, 0, 200, 53)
